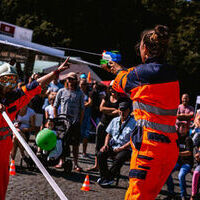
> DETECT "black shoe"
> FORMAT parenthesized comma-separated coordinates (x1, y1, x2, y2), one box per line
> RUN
(99, 179, 114, 186)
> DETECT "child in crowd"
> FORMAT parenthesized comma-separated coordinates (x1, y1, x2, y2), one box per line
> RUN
(45, 92, 57, 119)
(37, 118, 62, 163)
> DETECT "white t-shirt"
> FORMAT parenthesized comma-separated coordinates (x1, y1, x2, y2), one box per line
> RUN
(17, 107, 35, 129)
(45, 105, 54, 119)
(45, 104, 61, 119)
(45, 105, 61, 119)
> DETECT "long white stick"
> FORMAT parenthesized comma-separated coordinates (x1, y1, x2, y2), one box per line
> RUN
(68, 57, 101, 68)
(2, 111, 68, 200)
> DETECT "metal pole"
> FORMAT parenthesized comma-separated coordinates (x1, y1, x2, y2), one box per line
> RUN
(2, 111, 68, 200)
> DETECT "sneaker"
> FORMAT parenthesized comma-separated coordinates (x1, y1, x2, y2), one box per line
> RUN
(97, 177, 103, 184)
(99, 179, 114, 186)
(73, 165, 83, 172)
(54, 159, 63, 169)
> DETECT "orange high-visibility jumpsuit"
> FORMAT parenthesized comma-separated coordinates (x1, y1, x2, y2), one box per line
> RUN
(0, 81, 41, 200)
(112, 57, 180, 200)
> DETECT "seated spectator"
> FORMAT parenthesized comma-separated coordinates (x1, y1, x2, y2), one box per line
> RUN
(97, 101, 136, 186)
(176, 94, 194, 135)
(166, 125, 194, 200)
(10, 105, 36, 162)
(87, 81, 120, 171)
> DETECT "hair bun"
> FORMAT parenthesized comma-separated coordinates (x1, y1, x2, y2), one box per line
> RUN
(141, 24, 169, 58)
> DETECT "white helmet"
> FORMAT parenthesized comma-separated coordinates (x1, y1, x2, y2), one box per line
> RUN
(0, 63, 18, 88)
(0, 63, 18, 77)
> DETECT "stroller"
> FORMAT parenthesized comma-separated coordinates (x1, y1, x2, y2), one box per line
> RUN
(23, 114, 73, 174)
(51, 114, 73, 174)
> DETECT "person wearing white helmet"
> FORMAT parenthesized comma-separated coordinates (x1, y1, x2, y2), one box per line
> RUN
(0, 58, 69, 200)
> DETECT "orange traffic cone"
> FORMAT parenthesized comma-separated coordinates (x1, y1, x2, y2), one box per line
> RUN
(81, 174, 90, 191)
(9, 159, 16, 176)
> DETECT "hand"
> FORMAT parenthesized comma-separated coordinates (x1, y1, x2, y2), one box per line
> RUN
(101, 63, 112, 73)
(109, 61, 122, 74)
(14, 122, 20, 128)
(100, 145, 109, 152)
(57, 57, 70, 73)
(113, 147, 123, 153)
(112, 109, 120, 115)
(0, 104, 6, 113)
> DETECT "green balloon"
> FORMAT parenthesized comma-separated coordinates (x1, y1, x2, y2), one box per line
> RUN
(36, 128, 57, 151)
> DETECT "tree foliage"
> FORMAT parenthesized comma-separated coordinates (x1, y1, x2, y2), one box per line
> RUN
(0, 0, 200, 102)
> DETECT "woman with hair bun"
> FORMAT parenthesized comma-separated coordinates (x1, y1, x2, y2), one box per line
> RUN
(104, 25, 180, 200)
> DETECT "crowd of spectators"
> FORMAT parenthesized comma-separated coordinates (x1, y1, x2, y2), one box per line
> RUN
(10, 64, 200, 199)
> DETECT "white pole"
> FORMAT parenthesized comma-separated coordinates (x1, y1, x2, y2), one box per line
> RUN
(2, 111, 68, 200)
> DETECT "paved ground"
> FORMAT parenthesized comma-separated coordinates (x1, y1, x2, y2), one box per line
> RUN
(6, 139, 193, 200)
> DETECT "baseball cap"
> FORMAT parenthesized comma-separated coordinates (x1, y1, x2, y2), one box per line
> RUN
(66, 72, 77, 79)
(119, 101, 132, 111)
(80, 74, 87, 79)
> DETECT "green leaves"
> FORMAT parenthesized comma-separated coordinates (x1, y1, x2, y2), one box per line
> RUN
(0, 0, 200, 99)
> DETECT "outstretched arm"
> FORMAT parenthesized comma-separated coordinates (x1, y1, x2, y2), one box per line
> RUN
(102, 61, 136, 95)
(37, 57, 70, 88)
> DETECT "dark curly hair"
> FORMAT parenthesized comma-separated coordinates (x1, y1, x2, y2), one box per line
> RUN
(141, 25, 169, 58)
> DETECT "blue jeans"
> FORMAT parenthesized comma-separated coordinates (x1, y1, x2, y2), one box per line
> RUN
(166, 163, 191, 197)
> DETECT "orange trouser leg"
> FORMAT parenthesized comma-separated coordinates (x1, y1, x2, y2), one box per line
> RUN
(0, 136, 12, 200)
(125, 142, 178, 200)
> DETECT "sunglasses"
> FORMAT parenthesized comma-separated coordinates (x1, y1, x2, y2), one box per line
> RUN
(0, 75, 18, 88)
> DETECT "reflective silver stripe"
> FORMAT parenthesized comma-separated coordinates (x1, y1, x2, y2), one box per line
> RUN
(133, 101, 177, 116)
(137, 119, 176, 133)
(0, 127, 10, 132)
(0, 131, 12, 141)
